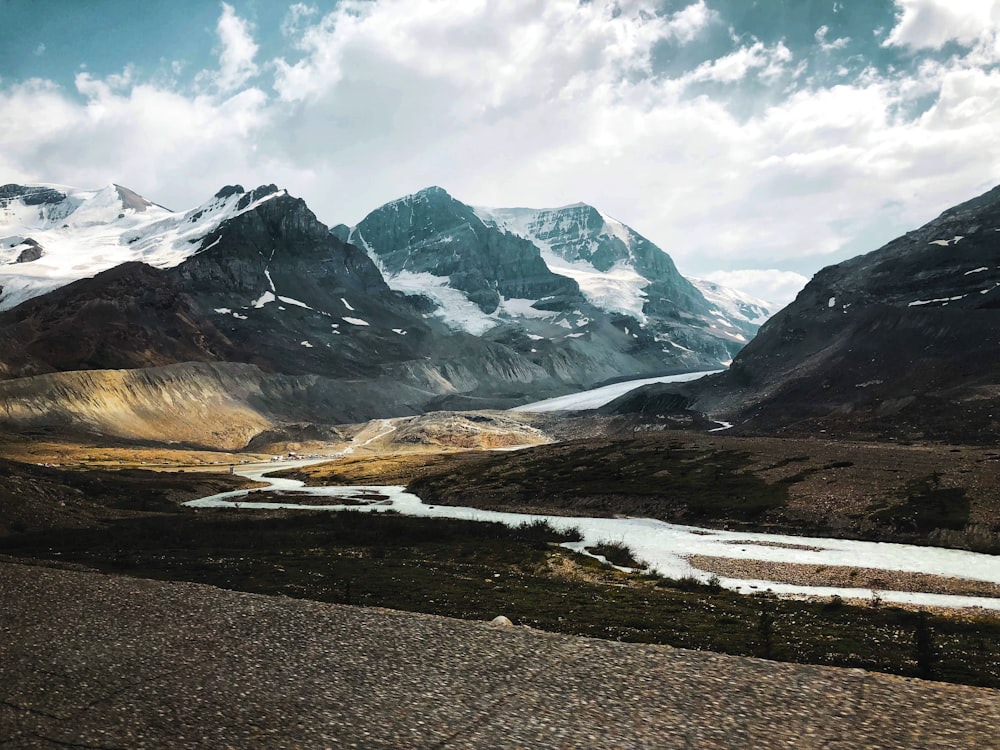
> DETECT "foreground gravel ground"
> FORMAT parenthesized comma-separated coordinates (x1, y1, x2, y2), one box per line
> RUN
(1, 562, 997, 749)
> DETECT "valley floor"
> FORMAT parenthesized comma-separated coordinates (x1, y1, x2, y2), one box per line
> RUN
(2, 425, 998, 692)
(282, 428, 1000, 554)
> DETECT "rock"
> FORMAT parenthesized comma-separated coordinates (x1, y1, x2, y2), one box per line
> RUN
(214, 184, 245, 199)
(14, 239, 42, 263)
(0, 184, 66, 207)
(490, 615, 514, 627)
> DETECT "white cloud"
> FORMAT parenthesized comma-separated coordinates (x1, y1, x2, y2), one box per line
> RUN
(33, 43, 46, 57)
(679, 41, 793, 84)
(0, 69, 271, 210)
(3, 0, 1000, 294)
(702, 270, 810, 309)
(208, 2, 259, 93)
(885, 0, 1000, 51)
(663, 0, 717, 44)
(273, 0, 685, 108)
(281, 3, 317, 37)
(815, 25, 850, 52)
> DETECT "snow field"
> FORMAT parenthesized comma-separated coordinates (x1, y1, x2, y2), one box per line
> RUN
(0, 183, 285, 310)
(513, 370, 721, 412)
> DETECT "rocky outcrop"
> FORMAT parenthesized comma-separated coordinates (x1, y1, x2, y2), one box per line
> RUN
(176, 188, 391, 307)
(0, 184, 66, 207)
(13, 239, 42, 263)
(168, 188, 442, 378)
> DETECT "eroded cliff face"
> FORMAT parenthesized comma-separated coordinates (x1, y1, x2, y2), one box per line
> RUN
(0, 346, 572, 451)
(0, 361, 451, 450)
(0, 363, 274, 450)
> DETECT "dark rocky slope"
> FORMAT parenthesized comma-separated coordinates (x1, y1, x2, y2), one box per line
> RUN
(611, 183, 1000, 442)
(0, 262, 237, 379)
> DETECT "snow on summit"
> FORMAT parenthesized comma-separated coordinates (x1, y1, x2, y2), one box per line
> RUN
(0, 182, 285, 310)
(475, 203, 652, 321)
(690, 278, 773, 326)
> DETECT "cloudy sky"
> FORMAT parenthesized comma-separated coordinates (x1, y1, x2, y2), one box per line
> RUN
(3, 0, 1000, 306)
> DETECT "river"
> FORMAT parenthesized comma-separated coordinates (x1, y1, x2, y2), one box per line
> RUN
(185, 460, 1000, 611)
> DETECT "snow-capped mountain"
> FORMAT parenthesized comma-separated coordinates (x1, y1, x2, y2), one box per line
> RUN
(338, 187, 770, 372)
(0, 181, 658, 443)
(336, 186, 581, 337)
(689, 278, 772, 329)
(0, 183, 553, 393)
(477, 201, 772, 344)
(0, 183, 285, 310)
(0, 179, 777, 446)
(476, 202, 691, 322)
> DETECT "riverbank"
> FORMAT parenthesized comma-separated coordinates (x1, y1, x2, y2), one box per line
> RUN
(2, 437, 998, 686)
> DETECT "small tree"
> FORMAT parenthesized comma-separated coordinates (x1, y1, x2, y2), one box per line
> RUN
(915, 610, 934, 679)
(758, 608, 773, 659)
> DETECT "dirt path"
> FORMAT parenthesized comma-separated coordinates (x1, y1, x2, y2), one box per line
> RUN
(1, 562, 996, 749)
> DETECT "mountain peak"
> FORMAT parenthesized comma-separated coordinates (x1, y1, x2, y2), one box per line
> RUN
(347, 188, 765, 369)
(113, 184, 157, 212)
(0, 181, 290, 311)
(673, 180, 1000, 442)
(214, 184, 245, 199)
(411, 185, 452, 201)
(235, 184, 282, 210)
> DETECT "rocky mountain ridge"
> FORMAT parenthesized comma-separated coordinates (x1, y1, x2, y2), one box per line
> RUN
(610, 182, 1000, 443)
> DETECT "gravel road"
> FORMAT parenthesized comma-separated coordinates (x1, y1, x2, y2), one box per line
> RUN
(1, 561, 997, 749)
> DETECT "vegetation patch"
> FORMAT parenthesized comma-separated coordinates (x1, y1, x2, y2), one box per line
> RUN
(874, 473, 970, 533)
(587, 541, 648, 570)
(407, 438, 788, 523)
(276, 432, 1000, 551)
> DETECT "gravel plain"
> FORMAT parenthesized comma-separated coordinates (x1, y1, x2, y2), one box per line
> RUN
(1, 561, 998, 749)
